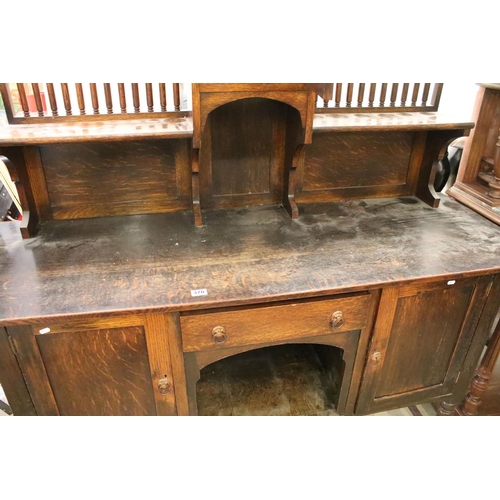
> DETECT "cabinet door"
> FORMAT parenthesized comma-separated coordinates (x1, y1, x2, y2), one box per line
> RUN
(7, 313, 178, 416)
(356, 276, 493, 415)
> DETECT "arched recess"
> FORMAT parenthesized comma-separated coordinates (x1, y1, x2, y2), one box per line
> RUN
(197, 97, 304, 212)
(190, 84, 320, 226)
(183, 329, 361, 416)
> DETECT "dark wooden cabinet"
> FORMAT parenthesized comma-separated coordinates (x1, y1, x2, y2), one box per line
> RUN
(448, 83, 500, 225)
(5, 314, 178, 416)
(356, 277, 495, 414)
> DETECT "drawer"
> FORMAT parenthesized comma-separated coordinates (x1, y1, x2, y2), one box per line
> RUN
(180, 293, 373, 352)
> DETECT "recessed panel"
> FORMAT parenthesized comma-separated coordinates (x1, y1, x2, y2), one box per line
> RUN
(375, 284, 475, 398)
(210, 99, 278, 197)
(41, 139, 191, 219)
(302, 131, 413, 191)
(36, 326, 156, 416)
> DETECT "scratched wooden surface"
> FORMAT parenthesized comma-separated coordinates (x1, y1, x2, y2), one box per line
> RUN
(0, 112, 474, 146)
(312, 112, 474, 133)
(1, 196, 500, 325)
(0, 116, 193, 145)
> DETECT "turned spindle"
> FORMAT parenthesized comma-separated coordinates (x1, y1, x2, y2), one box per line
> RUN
(357, 83, 365, 107)
(61, 83, 72, 116)
(146, 83, 154, 112)
(132, 83, 140, 113)
(46, 83, 58, 116)
(346, 83, 353, 107)
(390, 83, 398, 107)
(90, 83, 99, 114)
(368, 83, 376, 107)
(75, 84, 86, 115)
(159, 83, 167, 112)
(401, 83, 409, 106)
(118, 84, 127, 113)
(173, 83, 181, 111)
(411, 83, 420, 106)
(379, 83, 387, 107)
(16, 84, 30, 117)
(335, 83, 342, 107)
(31, 83, 44, 117)
(104, 83, 113, 114)
(421, 83, 431, 106)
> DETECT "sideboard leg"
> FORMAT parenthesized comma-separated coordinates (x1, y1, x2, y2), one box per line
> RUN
(458, 317, 500, 416)
(436, 400, 459, 416)
(458, 368, 490, 416)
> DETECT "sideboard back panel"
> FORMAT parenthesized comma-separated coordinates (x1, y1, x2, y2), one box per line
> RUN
(298, 131, 415, 202)
(40, 139, 192, 219)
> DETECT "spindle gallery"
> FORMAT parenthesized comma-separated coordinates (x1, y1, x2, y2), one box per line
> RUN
(0, 82, 499, 416)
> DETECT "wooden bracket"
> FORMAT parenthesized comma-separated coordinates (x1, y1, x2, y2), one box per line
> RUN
(416, 129, 469, 208)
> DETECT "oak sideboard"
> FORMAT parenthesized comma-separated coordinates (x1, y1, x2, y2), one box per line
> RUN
(1, 82, 499, 416)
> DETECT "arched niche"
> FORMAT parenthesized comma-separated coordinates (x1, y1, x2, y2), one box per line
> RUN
(197, 97, 303, 211)
(194, 343, 346, 416)
(192, 83, 319, 148)
(190, 84, 323, 226)
(183, 329, 360, 416)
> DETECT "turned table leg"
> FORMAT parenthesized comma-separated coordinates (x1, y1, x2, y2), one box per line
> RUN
(459, 317, 500, 416)
(436, 400, 459, 416)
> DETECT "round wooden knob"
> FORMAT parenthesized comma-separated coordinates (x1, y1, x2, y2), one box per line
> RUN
(371, 350, 382, 363)
(157, 377, 171, 395)
(212, 326, 227, 345)
(330, 310, 344, 329)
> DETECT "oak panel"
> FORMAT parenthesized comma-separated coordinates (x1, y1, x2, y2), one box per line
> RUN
(180, 294, 372, 352)
(0, 327, 36, 415)
(210, 99, 275, 196)
(301, 131, 413, 192)
(36, 326, 157, 416)
(41, 139, 191, 219)
(375, 284, 475, 398)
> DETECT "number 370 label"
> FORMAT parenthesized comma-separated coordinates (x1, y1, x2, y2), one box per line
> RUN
(191, 288, 208, 297)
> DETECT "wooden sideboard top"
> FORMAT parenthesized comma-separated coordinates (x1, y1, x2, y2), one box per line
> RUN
(0, 112, 474, 146)
(312, 112, 474, 133)
(0, 116, 194, 145)
(0, 196, 499, 325)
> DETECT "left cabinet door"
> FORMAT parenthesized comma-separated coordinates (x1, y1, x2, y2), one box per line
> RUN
(6, 313, 178, 416)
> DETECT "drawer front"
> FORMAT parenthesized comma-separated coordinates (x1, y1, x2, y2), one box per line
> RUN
(181, 294, 373, 352)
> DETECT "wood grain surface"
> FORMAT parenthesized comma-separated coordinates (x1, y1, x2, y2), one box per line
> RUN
(297, 132, 413, 202)
(35, 325, 157, 416)
(0, 196, 499, 325)
(40, 139, 191, 219)
(0, 112, 473, 147)
(0, 116, 193, 146)
(180, 293, 372, 352)
(312, 112, 474, 133)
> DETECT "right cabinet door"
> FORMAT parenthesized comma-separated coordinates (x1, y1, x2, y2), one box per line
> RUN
(355, 276, 494, 415)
